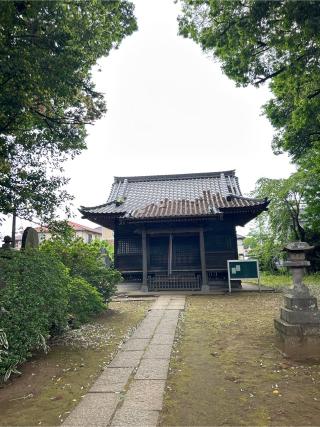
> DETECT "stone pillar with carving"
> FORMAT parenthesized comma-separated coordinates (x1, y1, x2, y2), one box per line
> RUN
(274, 242, 320, 360)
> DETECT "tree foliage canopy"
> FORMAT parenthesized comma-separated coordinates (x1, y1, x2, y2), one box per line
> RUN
(178, 0, 320, 159)
(245, 173, 320, 271)
(179, 0, 320, 258)
(253, 174, 307, 242)
(0, 0, 137, 221)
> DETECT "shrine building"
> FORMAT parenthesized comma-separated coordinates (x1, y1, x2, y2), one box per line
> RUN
(80, 170, 268, 291)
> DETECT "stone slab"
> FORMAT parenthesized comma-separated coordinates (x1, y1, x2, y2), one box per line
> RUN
(280, 307, 320, 324)
(275, 332, 320, 360)
(108, 351, 144, 368)
(284, 295, 318, 311)
(138, 319, 161, 330)
(63, 393, 119, 426)
(147, 310, 165, 317)
(135, 359, 170, 380)
(274, 318, 302, 336)
(155, 325, 177, 335)
(143, 344, 172, 360)
(163, 309, 180, 318)
(122, 379, 166, 411)
(152, 300, 170, 305)
(131, 327, 157, 339)
(122, 338, 150, 351)
(157, 319, 178, 328)
(111, 407, 159, 427)
(90, 367, 133, 393)
(275, 318, 320, 337)
(151, 334, 175, 345)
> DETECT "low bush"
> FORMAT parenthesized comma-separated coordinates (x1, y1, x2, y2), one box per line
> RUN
(41, 238, 121, 301)
(68, 277, 105, 325)
(0, 249, 108, 382)
(0, 250, 69, 382)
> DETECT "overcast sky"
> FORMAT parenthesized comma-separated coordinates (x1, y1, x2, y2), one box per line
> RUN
(1, 0, 294, 237)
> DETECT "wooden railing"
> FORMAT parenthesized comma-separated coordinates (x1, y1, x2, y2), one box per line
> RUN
(148, 274, 201, 291)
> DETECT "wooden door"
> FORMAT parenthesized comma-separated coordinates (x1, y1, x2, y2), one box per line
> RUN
(148, 235, 169, 272)
(172, 234, 201, 271)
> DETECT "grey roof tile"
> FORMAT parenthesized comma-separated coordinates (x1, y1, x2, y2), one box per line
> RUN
(80, 170, 267, 220)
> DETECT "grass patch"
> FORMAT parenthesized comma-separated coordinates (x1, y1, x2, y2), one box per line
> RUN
(160, 294, 320, 426)
(0, 300, 151, 426)
(249, 273, 320, 299)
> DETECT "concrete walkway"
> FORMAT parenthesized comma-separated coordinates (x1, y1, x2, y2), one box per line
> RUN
(63, 295, 185, 427)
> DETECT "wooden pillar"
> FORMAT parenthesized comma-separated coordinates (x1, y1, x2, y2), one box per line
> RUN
(168, 234, 173, 276)
(199, 228, 209, 291)
(141, 229, 148, 292)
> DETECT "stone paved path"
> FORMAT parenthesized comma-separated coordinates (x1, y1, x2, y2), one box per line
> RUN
(63, 295, 185, 427)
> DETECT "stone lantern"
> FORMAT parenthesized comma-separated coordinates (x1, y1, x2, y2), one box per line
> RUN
(274, 242, 320, 360)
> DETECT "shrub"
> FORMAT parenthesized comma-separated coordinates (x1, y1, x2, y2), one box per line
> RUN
(68, 277, 105, 325)
(0, 249, 109, 382)
(0, 250, 69, 382)
(41, 238, 121, 301)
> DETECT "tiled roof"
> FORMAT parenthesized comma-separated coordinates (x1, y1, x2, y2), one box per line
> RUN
(80, 171, 268, 221)
(67, 221, 101, 234)
(34, 221, 101, 234)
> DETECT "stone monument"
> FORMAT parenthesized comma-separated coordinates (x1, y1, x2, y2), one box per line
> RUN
(274, 242, 320, 360)
(21, 227, 39, 249)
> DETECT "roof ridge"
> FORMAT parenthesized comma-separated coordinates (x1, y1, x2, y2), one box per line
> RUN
(113, 170, 236, 183)
(79, 200, 116, 211)
(226, 194, 268, 203)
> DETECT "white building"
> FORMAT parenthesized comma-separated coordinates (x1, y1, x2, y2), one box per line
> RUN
(237, 234, 246, 259)
(15, 221, 103, 248)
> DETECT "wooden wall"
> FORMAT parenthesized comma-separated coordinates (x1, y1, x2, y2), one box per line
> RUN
(114, 219, 238, 277)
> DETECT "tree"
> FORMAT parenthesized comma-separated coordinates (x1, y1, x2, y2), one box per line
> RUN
(0, 144, 72, 246)
(244, 215, 283, 273)
(253, 174, 307, 242)
(178, 0, 320, 159)
(178, 0, 320, 256)
(243, 173, 320, 271)
(297, 149, 320, 231)
(0, 1, 137, 241)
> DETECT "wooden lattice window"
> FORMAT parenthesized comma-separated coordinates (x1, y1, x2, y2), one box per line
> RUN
(117, 238, 142, 255)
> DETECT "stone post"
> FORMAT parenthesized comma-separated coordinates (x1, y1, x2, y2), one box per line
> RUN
(274, 242, 320, 360)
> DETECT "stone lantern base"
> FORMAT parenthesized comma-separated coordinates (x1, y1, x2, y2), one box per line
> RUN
(274, 293, 320, 360)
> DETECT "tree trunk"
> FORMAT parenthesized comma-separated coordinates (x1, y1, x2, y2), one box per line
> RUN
(11, 211, 16, 248)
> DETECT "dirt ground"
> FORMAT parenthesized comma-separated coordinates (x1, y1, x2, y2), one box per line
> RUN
(160, 294, 320, 427)
(0, 300, 151, 426)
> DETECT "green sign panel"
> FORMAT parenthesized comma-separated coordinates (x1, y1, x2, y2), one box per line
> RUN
(227, 260, 260, 293)
(228, 260, 258, 279)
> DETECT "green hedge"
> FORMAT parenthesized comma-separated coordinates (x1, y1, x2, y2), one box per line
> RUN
(0, 250, 69, 381)
(41, 238, 121, 301)
(0, 249, 106, 382)
(68, 277, 105, 325)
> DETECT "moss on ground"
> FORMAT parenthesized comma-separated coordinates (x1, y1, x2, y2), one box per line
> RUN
(160, 294, 320, 426)
(0, 301, 151, 426)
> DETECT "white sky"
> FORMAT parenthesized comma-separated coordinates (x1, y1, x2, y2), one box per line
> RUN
(1, 0, 294, 238)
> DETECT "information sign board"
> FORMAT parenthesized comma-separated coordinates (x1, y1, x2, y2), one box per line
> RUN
(227, 259, 260, 293)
